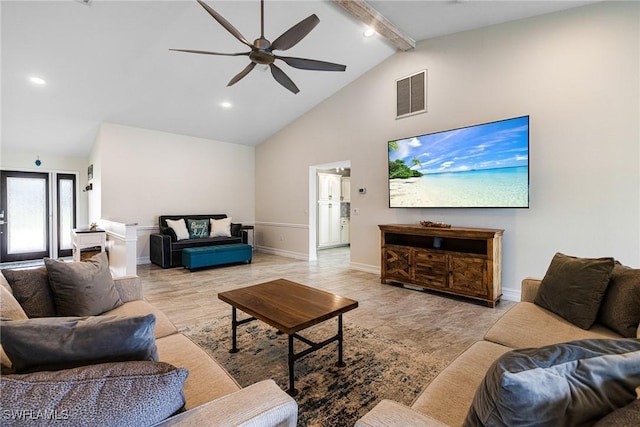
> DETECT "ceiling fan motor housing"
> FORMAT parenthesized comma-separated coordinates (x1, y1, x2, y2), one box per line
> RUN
(251, 37, 275, 65)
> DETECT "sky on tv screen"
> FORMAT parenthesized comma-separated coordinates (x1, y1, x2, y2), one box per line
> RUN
(389, 116, 529, 175)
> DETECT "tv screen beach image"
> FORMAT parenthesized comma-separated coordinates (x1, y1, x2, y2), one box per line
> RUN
(389, 116, 529, 208)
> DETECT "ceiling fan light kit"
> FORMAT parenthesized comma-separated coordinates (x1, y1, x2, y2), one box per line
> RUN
(170, 0, 347, 94)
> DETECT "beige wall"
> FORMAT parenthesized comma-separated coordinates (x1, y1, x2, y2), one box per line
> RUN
(0, 148, 90, 228)
(90, 123, 255, 263)
(255, 2, 640, 298)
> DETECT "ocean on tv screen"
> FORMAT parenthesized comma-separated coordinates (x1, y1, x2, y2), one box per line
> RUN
(388, 116, 529, 208)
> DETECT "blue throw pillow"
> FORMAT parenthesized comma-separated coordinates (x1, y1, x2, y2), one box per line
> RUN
(187, 219, 209, 239)
(465, 339, 640, 427)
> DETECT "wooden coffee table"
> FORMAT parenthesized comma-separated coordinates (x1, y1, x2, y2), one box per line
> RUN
(218, 278, 359, 396)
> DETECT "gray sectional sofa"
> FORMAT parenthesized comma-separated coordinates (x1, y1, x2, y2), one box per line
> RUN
(0, 265, 297, 426)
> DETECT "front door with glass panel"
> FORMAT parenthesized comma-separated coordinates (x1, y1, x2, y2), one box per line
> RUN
(57, 174, 77, 258)
(0, 171, 77, 263)
(0, 171, 50, 262)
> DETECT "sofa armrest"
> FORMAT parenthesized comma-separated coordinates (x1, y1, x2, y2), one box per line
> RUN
(161, 226, 178, 242)
(113, 276, 143, 302)
(150, 233, 173, 268)
(155, 379, 297, 427)
(521, 277, 542, 303)
(355, 400, 449, 427)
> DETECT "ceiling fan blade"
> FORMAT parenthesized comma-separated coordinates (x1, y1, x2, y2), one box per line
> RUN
(269, 63, 299, 94)
(276, 56, 346, 72)
(169, 49, 250, 57)
(196, 0, 254, 48)
(270, 14, 320, 51)
(228, 62, 256, 87)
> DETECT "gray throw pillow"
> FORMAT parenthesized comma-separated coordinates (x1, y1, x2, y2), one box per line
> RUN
(45, 252, 122, 316)
(465, 339, 640, 427)
(0, 361, 188, 427)
(1, 267, 56, 318)
(598, 262, 640, 338)
(534, 252, 615, 329)
(1, 314, 158, 374)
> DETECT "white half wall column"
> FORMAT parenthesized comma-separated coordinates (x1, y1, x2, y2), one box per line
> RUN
(100, 219, 138, 277)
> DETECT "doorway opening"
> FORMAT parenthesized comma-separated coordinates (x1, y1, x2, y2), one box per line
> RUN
(308, 161, 350, 262)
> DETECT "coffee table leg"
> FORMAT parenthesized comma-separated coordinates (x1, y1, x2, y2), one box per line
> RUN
(288, 334, 298, 396)
(335, 314, 346, 367)
(230, 307, 239, 354)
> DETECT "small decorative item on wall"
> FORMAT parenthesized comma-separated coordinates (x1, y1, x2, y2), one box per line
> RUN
(35, 156, 42, 167)
(88, 164, 93, 180)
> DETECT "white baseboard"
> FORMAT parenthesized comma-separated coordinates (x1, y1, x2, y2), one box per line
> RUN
(501, 287, 521, 302)
(255, 246, 309, 261)
(137, 256, 151, 265)
(349, 262, 379, 275)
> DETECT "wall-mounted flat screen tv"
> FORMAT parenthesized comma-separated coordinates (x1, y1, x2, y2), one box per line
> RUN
(388, 115, 529, 208)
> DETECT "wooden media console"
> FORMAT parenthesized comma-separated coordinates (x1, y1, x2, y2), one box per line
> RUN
(379, 224, 503, 307)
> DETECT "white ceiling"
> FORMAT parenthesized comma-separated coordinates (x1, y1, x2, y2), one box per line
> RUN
(1, 0, 598, 157)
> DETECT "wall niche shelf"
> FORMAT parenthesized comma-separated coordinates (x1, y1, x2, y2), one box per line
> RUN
(379, 224, 503, 307)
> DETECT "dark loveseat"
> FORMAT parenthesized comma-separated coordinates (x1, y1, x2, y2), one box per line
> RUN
(150, 214, 247, 268)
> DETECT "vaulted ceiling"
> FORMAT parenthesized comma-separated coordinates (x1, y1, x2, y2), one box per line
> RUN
(1, 0, 597, 157)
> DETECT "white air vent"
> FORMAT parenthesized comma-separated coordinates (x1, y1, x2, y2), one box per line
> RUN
(396, 70, 427, 119)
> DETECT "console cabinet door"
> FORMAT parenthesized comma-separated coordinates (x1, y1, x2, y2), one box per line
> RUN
(383, 245, 411, 281)
(448, 255, 488, 297)
(413, 250, 447, 288)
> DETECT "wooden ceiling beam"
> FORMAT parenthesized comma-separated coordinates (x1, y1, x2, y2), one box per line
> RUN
(333, 0, 415, 51)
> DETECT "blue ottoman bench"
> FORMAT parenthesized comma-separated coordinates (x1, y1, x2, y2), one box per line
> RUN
(182, 244, 252, 271)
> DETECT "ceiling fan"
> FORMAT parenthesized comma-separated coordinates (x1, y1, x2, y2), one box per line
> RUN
(171, 0, 347, 94)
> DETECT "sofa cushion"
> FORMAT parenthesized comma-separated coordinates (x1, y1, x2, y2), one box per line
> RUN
(210, 217, 232, 237)
(598, 262, 640, 338)
(484, 302, 621, 349)
(0, 361, 188, 427)
(155, 379, 298, 427)
(534, 253, 615, 329)
(465, 339, 640, 427)
(411, 340, 511, 427)
(45, 252, 123, 316)
(356, 399, 449, 427)
(172, 236, 241, 250)
(0, 285, 27, 374)
(187, 219, 209, 239)
(1, 314, 158, 374)
(0, 282, 28, 321)
(167, 218, 190, 240)
(594, 399, 640, 426)
(1, 267, 56, 318)
(104, 299, 177, 339)
(156, 333, 240, 410)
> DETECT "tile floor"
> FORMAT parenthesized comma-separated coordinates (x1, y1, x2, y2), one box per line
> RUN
(138, 247, 514, 361)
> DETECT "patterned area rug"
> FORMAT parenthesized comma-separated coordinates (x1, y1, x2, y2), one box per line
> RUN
(181, 316, 449, 427)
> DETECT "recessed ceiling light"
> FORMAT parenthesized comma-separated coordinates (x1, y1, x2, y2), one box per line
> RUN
(221, 102, 232, 108)
(363, 27, 376, 38)
(30, 76, 46, 85)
